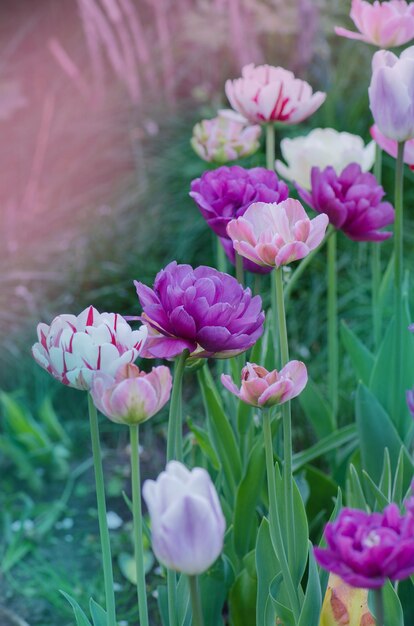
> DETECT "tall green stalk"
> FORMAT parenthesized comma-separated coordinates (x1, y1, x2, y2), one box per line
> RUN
(166, 348, 188, 626)
(87, 394, 117, 626)
(235, 252, 244, 285)
(216, 236, 227, 274)
(327, 229, 338, 424)
(266, 123, 275, 171)
(188, 576, 205, 626)
(262, 409, 300, 619)
(130, 424, 149, 626)
(274, 268, 296, 571)
(372, 144, 382, 350)
(394, 142, 405, 428)
(373, 587, 385, 626)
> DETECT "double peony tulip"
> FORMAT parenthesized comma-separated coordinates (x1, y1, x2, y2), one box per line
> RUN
(226, 199, 329, 268)
(297, 163, 395, 242)
(142, 461, 225, 575)
(135, 261, 265, 359)
(221, 361, 308, 408)
(369, 47, 414, 142)
(32, 306, 147, 390)
(315, 504, 414, 588)
(225, 63, 326, 125)
(191, 110, 261, 163)
(275, 128, 375, 190)
(90, 363, 172, 425)
(335, 0, 414, 49)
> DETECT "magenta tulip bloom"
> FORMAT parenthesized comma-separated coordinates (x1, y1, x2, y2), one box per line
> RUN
(369, 47, 414, 142)
(135, 262, 265, 359)
(143, 461, 225, 575)
(314, 504, 414, 588)
(32, 306, 147, 390)
(371, 124, 414, 169)
(335, 0, 414, 48)
(191, 110, 261, 163)
(225, 63, 326, 125)
(221, 361, 307, 408)
(296, 163, 394, 242)
(90, 363, 172, 425)
(226, 199, 328, 268)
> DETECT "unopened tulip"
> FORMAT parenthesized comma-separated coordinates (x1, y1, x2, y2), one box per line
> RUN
(369, 47, 414, 142)
(142, 461, 225, 575)
(319, 574, 374, 626)
(275, 128, 375, 190)
(225, 63, 326, 125)
(226, 199, 329, 268)
(191, 110, 261, 163)
(221, 361, 307, 407)
(32, 306, 147, 390)
(335, 0, 414, 49)
(91, 363, 172, 425)
(371, 124, 414, 169)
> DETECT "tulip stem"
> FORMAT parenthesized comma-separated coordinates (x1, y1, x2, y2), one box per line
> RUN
(274, 268, 296, 576)
(263, 409, 300, 619)
(188, 575, 205, 626)
(327, 229, 338, 424)
(394, 141, 405, 430)
(167, 349, 189, 462)
(87, 394, 117, 626)
(266, 123, 275, 171)
(372, 144, 382, 350)
(235, 252, 244, 285)
(373, 587, 385, 626)
(130, 424, 149, 626)
(216, 237, 227, 273)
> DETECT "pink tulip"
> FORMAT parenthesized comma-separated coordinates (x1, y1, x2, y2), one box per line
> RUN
(369, 47, 414, 142)
(370, 124, 414, 169)
(226, 199, 329, 268)
(335, 0, 414, 49)
(225, 63, 326, 125)
(32, 305, 147, 390)
(91, 362, 172, 425)
(221, 361, 308, 407)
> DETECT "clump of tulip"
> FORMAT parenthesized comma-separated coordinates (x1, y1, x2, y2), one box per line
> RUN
(191, 110, 261, 163)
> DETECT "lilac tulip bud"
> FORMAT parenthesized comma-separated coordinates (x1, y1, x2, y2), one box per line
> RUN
(142, 462, 225, 575)
(221, 361, 308, 408)
(371, 124, 414, 169)
(226, 199, 329, 268)
(191, 110, 261, 163)
(369, 47, 414, 142)
(32, 306, 147, 390)
(90, 363, 172, 425)
(335, 0, 414, 49)
(314, 504, 414, 588)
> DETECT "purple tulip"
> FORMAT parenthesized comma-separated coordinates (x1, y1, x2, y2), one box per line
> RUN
(134, 261, 265, 359)
(407, 388, 414, 418)
(142, 461, 225, 575)
(190, 165, 288, 275)
(314, 505, 414, 588)
(297, 163, 395, 242)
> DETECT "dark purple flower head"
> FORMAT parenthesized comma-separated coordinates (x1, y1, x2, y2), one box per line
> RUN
(314, 504, 414, 589)
(296, 163, 395, 242)
(191, 164, 288, 228)
(134, 262, 265, 359)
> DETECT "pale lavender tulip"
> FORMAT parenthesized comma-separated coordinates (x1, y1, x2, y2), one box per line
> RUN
(142, 461, 225, 575)
(335, 0, 414, 49)
(221, 361, 307, 408)
(371, 124, 414, 169)
(32, 306, 147, 390)
(226, 199, 329, 268)
(369, 47, 414, 142)
(90, 363, 172, 425)
(225, 63, 326, 125)
(191, 110, 261, 163)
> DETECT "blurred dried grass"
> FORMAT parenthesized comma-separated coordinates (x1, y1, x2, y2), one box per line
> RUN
(0, 0, 349, 378)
